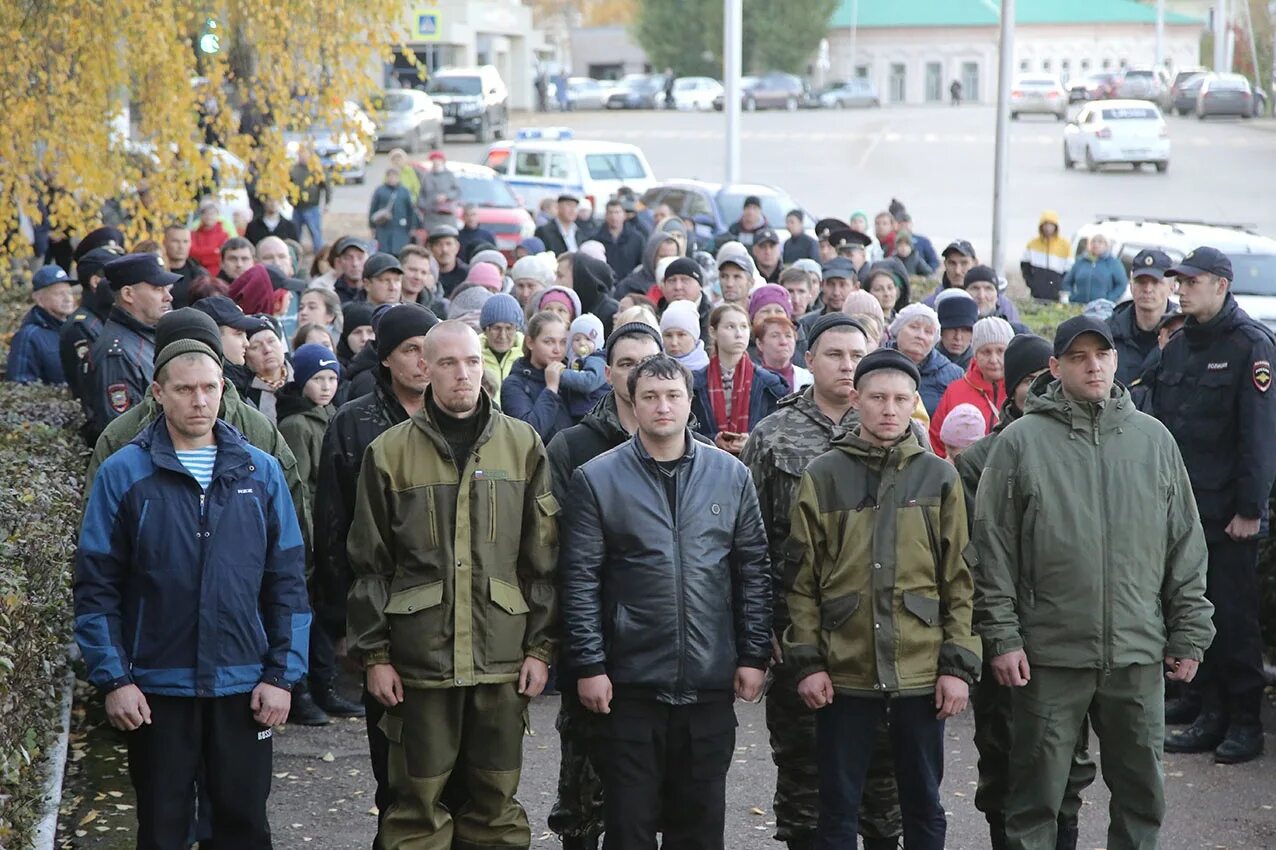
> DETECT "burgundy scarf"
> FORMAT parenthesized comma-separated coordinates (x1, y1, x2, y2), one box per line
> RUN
(707, 354, 755, 435)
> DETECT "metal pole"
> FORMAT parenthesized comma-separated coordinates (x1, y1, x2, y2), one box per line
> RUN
(991, 0, 1015, 278)
(1242, 0, 1261, 94)
(849, 0, 859, 75)
(1214, 0, 1229, 71)
(1155, 0, 1165, 68)
(724, 0, 742, 183)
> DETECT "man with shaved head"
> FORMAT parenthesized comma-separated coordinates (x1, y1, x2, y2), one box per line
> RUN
(256, 236, 295, 277)
(347, 318, 560, 849)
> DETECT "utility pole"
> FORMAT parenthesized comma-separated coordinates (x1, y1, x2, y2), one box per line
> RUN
(849, 0, 859, 76)
(1155, 0, 1166, 68)
(1215, 0, 1230, 71)
(724, 0, 742, 183)
(991, 0, 1015, 277)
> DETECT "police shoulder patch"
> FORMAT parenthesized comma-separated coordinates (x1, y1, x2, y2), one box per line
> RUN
(108, 383, 130, 413)
(74, 339, 90, 361)
(1253, 360, 1271, 393)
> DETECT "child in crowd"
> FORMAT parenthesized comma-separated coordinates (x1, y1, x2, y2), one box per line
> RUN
(660, 300, 709, 370)
(939, 402, 986, 461)
(563, 314, 610, 417)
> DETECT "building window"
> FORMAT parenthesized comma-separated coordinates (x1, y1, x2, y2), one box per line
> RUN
(961, 61, 980, 101)
(1020, 60, 1030, 72)
(855, 64, 869, 79)
(1102, 58, 1112, 69)
(889, 62, 906, 103)
(1081, 59, 1091, 71)
(925, 61, 943, 102)
(1060, 59, 1071, 83)
(1041, 59, 1051, 72)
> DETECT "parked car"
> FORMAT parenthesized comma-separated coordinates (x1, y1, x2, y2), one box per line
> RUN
(1073, 215, 1276, 329)
(564, 77, 611, 110)
(1116, 67, 1169, 103)
(481, 128, 658, 218)
(1250, 81, 1269, 118)
(1063, 99, 1169, 173)
(1068, 72, 1119, 103)
(606, 74, 666, 110)
(817, 78, 880, 109)
(283, 101, 375, 184)
(711, 76, 757, 111)
(1010, 75, 1068, 120)
(1197, 73, 1254, 119)
(741, 72, 809, 111)
(373, 88, 443, 153)
(672, 77, 724, 111)
(411, 160, 534, 260)
(425, 65, 510, 142)
(1171, 72, 1208, 115)
(639, 180, 815, 248)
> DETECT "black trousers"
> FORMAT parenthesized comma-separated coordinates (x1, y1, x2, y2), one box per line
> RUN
(597, 697, 736, 850)
(126, 692, 273, 850)
(307, 620, 337, 691)
(1197, 536, 1267, 719)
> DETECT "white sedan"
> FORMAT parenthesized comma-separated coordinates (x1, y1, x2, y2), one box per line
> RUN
(673, 77, 724, 111)
(1063, 99, 1170, 173)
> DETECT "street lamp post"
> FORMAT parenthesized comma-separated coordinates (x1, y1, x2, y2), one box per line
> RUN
(991, 0, 1016, 278)
(724, 0, 742, 184)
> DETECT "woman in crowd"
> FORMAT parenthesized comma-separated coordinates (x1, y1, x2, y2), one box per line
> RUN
(928, 316, 1013, 458)
(292, 323, 336, 351)
(190, 198, 232, 277)
(297, 287, 343, 339)
(1061, 232, 1127, 305)
(862, 258, 911, 323)
(243, 318, 293, 423)
(479, 293, 525, 407)
(754, 315, 811, 393)
(510, 253, 555, 310)
(229, 265, 291, 322)
(690, 303, 786, 454)
(501, 310, 601, 444)
(889, 303, 964, 415)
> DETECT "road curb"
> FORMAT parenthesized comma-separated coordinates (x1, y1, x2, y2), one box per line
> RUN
(32, 662, 76, 850)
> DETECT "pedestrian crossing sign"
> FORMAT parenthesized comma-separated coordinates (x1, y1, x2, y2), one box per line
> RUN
(412, 8, 441, 42)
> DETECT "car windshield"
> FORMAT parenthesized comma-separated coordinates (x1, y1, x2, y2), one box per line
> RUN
(456, 174, 518, 208)
(1230, 254, 1276, 296)
(1101, 107, 1160, 120)
(1125, 70, 1155, 79)
(427, 76, 481, 96)
(585, 153, 647, 180)
(379, 93, 415, 112)
(717, 189, 799, 229)
(1019, 78, 1056, 87)
(1212, 78, 1249, 91)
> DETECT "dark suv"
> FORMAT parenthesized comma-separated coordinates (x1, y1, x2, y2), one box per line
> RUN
(426, 65, 509, 143)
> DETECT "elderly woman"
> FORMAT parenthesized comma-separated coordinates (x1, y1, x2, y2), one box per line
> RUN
(1061, 232, 1127, 306)
(243, 319, 294, 424)
(928, 316, 1014, 459)
(510, 252, 556, 309)
(889, 303, 964, 416)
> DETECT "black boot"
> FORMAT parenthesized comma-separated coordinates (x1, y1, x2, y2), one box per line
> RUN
(313, 684, 366, 718)
(1214, 718, 1264, 764)
(562, 835, 599, 850)
(785, 834, 814, 850)
(287, 687, 331, 726)
(1055, 814, 1079, 850)
(986, 811, 1009, 850)
(1164, 694, 1201, 725)
(861, 838, 899, 850)
(1164, 710, 1226, 753)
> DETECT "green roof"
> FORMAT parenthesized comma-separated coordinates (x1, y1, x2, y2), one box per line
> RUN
(830, 0, 1201, 29)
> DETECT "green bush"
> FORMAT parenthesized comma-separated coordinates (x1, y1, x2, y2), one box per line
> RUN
(0, 290, 84, 847)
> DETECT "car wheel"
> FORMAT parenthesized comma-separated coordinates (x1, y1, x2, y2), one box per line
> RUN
(1063, 143, 1074, 170)
(1084, 146, 1098, 172)
(1155, 161, 1168, 173)
(1197, 110, 1205, 120)
(477, 116, 492, 144)
(785, 96, 798, 111)
(834, 99, 845, 110)
(745, 97, 757, 112)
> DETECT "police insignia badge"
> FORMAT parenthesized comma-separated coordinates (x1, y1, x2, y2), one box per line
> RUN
(1253, 360, 1271, 393)
(74, 339, 90, 361)
(108, 383, 130, 413)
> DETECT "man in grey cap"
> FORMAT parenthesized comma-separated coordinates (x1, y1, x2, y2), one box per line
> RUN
(360, 253, 405, 308)
(331, 236, 370, 304)
(751, 227, 783, 283)
(428, 224, 469, 296)
(535, 192, 582, 255)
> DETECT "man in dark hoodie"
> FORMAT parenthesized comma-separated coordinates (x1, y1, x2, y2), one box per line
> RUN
(594, 199, 645, 280)
(61, 246, 121, 401)
(572, 253, 620, 338)
(955, 334, 1096, 850)
(335, 304, 396, 407)
(336, 302, 376, 370)
(614, 231, 682, 299)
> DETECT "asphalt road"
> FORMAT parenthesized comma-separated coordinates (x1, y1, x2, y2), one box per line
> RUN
(332, 103, 1276, 263)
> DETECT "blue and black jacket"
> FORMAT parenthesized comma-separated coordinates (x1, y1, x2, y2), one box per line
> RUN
(74, 416, 310, 697)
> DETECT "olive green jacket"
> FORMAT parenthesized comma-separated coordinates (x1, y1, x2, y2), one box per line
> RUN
(784, 427, 981, 698)
(278, 400, 335, 506)
(971, 377, 1215, 668)
(346, 390, 559, 688)
(85, 382, 312, 560)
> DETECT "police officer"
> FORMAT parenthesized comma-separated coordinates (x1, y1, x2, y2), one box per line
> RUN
(60, 246, 122, 401)
(1108, 249, 1176, 386)
(84, 254, 176, 443)
(814, 218, 849, 265)
(1146, 246, 1276, 764)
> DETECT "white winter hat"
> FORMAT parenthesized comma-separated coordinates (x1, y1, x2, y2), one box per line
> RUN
(511, 253, 555, 286)
(971, 316, 1015, 353)
(889, 303, 941, 344)
(660, 300, 702, 340)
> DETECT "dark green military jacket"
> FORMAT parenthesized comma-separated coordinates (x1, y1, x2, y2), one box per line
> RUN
(784, 426, 981, 697)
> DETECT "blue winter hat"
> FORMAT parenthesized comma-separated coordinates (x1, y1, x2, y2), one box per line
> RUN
(293, 342, 342, 387)
(519, 236, 546, 254)
(480, 293, 524, 331)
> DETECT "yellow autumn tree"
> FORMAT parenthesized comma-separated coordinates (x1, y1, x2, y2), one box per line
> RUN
(0, 0, 413, 274)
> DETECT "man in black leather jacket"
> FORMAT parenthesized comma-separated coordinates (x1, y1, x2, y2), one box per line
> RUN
(561, 352, 772, 850)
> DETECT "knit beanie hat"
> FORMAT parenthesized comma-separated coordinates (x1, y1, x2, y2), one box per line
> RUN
(971, 316, 1015, 354)
(889, 302, 940, 342)
(748, 284, 793, 320)
(605, 321, 664, 363)
(155, 307, 224, 364)
(376, 302, 439, 357)
(569, 314, 605, 350)
(578, 240, 608, 263)
(533, 286, 581, 319)
(939, 403, 987, 451)
(937, 291, 979, 330)
(479, 293, 525, 331)
(843, 290, 885, 322)
(154, 339, 221, 378)
(293, 342, 342, 386)
(519, 236, 546, 254)
(447, 284, 494, 322)
(470, 248, 509, 273)
(1003, 333, 1052, 396)
(659, 300, 702, 340)
(511, 253, 555, 286)
(464, 262, 503, 292)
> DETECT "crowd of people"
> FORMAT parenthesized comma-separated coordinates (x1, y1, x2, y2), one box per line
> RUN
(5, 175, 1270, 850)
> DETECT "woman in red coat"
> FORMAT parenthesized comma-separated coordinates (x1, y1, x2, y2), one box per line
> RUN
(929, 316, 1014, 458)
(189, 199, 232, 278)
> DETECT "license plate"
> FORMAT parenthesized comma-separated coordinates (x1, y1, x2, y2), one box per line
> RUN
(444, 117, 457, 126)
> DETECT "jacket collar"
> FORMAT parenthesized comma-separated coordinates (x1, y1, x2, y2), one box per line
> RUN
(778, 386, 853, 430)
(831, 424, 925, 469)
(134, 416, 254, 483)
(1022, 373, 1135, 436)
(107, 305, 157, 338)
(630, 427, 698, 468)
(27, 305, 64, 330)
(411, 386, 496, 452)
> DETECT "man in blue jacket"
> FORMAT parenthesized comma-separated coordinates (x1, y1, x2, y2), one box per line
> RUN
(6, 264, 75, 384)
(75, 337, 310, 848)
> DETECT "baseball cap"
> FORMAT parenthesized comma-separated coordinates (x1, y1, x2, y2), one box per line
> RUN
(942, 240, 976, 259)
(192, 295, 273, 334)
(1053, 315, 1116, 358)
(753, 227, 780, 246)
(332, 235, 369, 256)
(363, 252, 405, 280)
(1166, 246, 1233, 281)
(32, 265, 71, 291)
(821, 259, 856, 281)
(1130, 249, 1173, 280)
(427, 224, 460, 242)
(104, 254, 182, 290)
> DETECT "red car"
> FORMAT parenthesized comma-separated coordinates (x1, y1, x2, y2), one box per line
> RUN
(411, 161, 534, 261)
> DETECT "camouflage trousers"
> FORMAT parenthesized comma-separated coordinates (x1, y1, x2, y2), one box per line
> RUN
(547, 692, 606, 841)
(767, 661, 902, 844)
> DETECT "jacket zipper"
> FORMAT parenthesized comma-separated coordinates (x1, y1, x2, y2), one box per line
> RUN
(1094, 411, 1112, 675)
(666, 464, 687, 697)
(488, 480, 497, 542)
(425, 486, 437, 547)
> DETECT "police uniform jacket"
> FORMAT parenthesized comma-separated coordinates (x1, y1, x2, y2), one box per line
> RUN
(86, 307, 157, 440)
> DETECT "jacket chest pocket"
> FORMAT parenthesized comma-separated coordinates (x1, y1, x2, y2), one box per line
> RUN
(472, 479, 524, 551)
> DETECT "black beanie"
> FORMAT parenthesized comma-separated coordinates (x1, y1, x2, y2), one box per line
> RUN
(1003, 334, 1053, 398)
(853, 348, 921, 389)
(605, 321, 664, 364)
(339, 303, 375, 345)
(376, 303, 440, 358)
(154, 308, 223, 365)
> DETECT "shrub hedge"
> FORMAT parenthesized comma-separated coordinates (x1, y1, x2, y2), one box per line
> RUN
(0, 291, 84, 847)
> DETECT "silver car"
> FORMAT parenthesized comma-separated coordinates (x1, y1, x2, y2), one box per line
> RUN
(374, 89, 444, 153)
(1197, 73, 1255, 119)
(1010, 75, 1067, 120)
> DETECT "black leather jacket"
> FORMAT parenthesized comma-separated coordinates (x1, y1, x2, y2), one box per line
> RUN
(561, 431, 772, 704)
